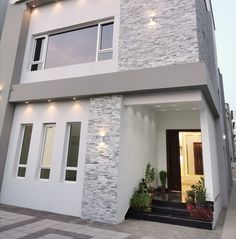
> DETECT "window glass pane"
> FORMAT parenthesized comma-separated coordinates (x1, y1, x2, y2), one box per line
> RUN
(33, 37, 45, 61)
(41, 125, 55, 168)
(45, 26, 98, 68)
(98, 51, 113, 61)
(65, 170, 77, 181)
(40, 169, 50, 179)
(100, 22, 113, 50)
(66, 123, 81, 167)
(17, 167, 26, 177)
(31, 63, 43, 71)
(19, 125, 33, 165)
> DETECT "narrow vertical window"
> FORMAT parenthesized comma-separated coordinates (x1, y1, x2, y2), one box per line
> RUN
(30, 36, 46, 71)
(40, 124, 55, 179)
(17, 125, 33, 177)
(98, 22, 114, 61)
(65, 123, 81, 182)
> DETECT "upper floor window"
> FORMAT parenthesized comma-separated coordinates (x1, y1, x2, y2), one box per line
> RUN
(30, 20, 114, 71)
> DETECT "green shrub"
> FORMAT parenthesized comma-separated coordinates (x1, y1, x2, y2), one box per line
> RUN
(130, 190, 152, 213)
(191, 177, 207, 206)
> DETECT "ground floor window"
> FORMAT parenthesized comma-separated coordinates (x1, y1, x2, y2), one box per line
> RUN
(17, 124, 33, 177)
(64, 122, 81, 182)
(40, 124, 56, 179)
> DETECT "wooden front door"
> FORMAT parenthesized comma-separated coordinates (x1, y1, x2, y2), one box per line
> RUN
(166, 130, 181, 191)
(193, 142, 204, 175)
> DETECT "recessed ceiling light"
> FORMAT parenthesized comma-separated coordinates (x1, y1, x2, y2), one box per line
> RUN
(73, 97, 76, 100)
(32, 5, 35, 8)
(48, 99, 51, 102)
(25, 101, 29, 104)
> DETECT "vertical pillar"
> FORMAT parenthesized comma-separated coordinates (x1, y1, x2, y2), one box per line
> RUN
(81, 95, 122, 223)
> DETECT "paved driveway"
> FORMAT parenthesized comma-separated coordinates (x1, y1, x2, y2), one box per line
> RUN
(0, 204, 225, 239)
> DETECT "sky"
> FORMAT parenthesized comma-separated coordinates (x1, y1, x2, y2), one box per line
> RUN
(211, 0, 236, 110)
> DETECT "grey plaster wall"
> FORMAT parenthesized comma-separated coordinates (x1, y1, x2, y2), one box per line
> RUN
(0, 0, 8, 40)
(0, 3, 30, 192)
(196, 0, 218, 84)
(81, 96, 122, 223)
(118, 0, 199, 71)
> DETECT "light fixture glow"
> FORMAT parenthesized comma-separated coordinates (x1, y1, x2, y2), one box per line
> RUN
(73, 97, 76, 100)
(25, 101, 29, 104)
(48, 99, 51, 102)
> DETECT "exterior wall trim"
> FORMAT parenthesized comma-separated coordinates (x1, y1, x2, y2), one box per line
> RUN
(9, 62, 219, 116)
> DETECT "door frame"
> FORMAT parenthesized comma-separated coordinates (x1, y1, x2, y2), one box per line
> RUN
(166, 129, 201, 192)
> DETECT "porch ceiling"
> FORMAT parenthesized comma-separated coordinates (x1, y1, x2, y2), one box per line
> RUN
(151, 101, 201, 112)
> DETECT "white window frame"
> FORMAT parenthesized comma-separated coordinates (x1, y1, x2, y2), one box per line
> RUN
(96, 20, 114, 61)
(29, 35, 48, 71)
(29, 19, 114, 71)
(63, 122, 81, 183)
(16, 124, 33, 178)
(39, 123, 56, 180)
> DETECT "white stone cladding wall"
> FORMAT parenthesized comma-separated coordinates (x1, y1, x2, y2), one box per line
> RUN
(81, 96, 122, 223)
(196, 0, 217, 83)
(118, 0, 199, 71)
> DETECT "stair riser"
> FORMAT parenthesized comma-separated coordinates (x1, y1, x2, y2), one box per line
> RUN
(152, 200, 186, 209)
(127, 212, 212, 230)
(151, 207, 190, 217)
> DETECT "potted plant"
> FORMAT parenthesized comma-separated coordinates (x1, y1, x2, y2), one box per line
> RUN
(159, 170, 167, 193)
(130, 178, 152, 213)
(145, 162, 156, 196)
(185, 190, 195, 210)
(191, 177, 207, 208)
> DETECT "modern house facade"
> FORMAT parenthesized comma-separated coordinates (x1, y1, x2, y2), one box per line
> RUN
(0, 0, 233, 228)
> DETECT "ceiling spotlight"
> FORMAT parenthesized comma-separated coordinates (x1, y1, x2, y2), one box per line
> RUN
(73, 97, 76, 100)
(48, 99, 51, 102)
(25, 101, 29, 104)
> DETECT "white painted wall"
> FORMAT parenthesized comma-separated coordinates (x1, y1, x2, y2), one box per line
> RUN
(0, 100, 89, 217)
(200, 98, 222, 226)
(156, 110, 201, 172)
(20, 0, 120, 84)
(117, 105, 158, 223)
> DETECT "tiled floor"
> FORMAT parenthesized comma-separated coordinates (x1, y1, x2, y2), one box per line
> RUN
(0, 203, 226, 239)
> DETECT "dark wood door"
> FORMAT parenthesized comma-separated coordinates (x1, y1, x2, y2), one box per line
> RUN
(166, 130, 181, 191)
(193, 142, 204, 175)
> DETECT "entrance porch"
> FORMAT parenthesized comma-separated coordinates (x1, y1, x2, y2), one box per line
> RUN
(118, 91, 220, 228)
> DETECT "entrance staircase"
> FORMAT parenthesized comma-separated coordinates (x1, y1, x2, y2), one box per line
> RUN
(125, 196, 213, 230)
